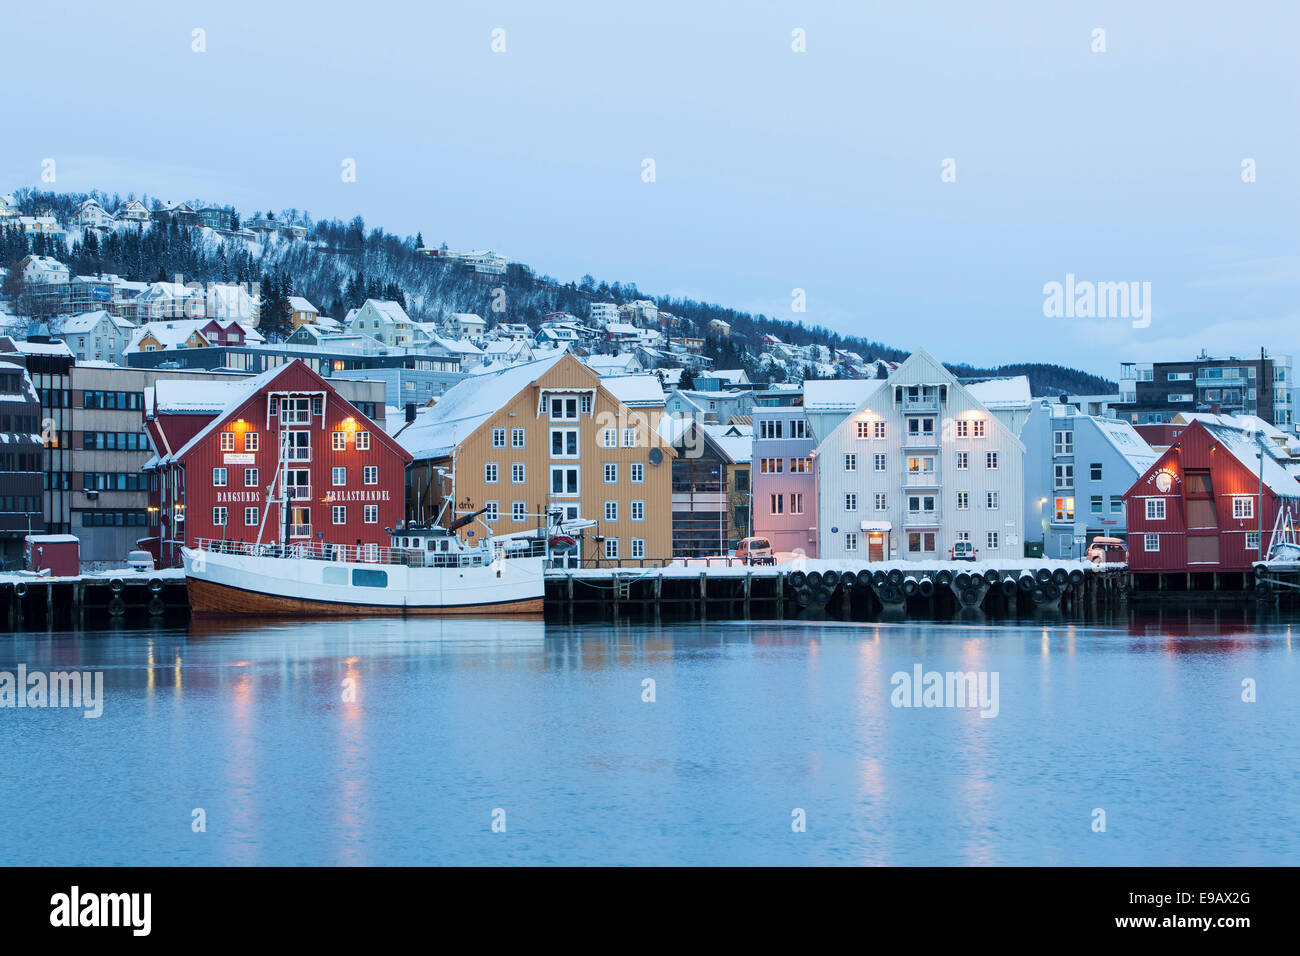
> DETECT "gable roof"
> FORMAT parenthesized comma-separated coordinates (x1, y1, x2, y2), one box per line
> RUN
(166, 360, 409, 464)
(599, 374, 665, 408)
(397, 353, 569, 459)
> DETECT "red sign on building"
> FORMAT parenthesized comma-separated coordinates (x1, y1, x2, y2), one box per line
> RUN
(143, 360, 411, 567)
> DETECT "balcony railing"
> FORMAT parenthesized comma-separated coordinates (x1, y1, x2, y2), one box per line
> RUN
(290, 523, 312, 538)
(903, 471, 940, 487)
(903, 510, 941, 527)
(902, 432, 939, 447)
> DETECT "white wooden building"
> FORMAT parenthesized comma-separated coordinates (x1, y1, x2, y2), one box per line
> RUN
(814, 348, 1025, 561)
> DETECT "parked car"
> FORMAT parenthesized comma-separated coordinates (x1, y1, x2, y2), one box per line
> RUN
(949, 541, 977, 561)
(1086, 536, 1127, 565)
(736, 536, 774, 566)
(125, 550, 155, 572)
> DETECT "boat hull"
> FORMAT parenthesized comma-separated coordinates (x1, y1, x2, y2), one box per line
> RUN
(187, 575, 542, 617)
(182, 547, 544, 619)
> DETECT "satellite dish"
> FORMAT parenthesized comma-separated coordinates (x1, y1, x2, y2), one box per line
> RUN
(648, 447, 664, 466)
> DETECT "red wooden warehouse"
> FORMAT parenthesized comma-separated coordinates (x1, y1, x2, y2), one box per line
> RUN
(143, 360, 411, 568)
(1124, 418, 1300, 577)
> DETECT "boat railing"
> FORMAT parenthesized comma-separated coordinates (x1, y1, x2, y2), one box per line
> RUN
(192, 537, 540, 568)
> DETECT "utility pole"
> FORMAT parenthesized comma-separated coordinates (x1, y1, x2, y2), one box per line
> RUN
(1257, 432, 1265, 561)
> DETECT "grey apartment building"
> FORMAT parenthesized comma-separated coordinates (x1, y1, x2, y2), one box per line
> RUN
(1116, 350, 1295, 432)
(0, 358, 44, 566)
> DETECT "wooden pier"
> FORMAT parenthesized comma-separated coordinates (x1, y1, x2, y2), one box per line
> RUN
(1, 571, 189, 631)
(543, 560, 1131, 623)
(7, 559, 1279, 631)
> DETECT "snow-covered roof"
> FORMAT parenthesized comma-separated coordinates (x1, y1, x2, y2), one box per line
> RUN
(600, 374, 665, 407)
(9, 339, 73, 356)
(168, 365, 292, 460)
(153, 375, 259, 415)
(287, 296, 317, 314)
(398, 354, 567, 459)
(51, 310, 133, 335)
(802, 379, 887, 410)
(1196, 419, 1300, 498)
(703, 422, 753, 463)
(966, 375, 1032, 408)
(1091, 416, 1159, 472)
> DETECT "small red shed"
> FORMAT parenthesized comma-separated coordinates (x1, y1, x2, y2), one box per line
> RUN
(25, 534, 81, 577)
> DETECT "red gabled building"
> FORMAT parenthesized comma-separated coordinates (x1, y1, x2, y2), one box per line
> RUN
(143, 359, 410, 568)
(1124, 418, 1300, 575)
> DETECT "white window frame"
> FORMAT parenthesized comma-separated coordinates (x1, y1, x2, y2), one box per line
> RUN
(484, 462, 499, 484)
(1146, 498, 1166, 520)
(550, 427, 580, 459)
(1144, 533, 1160, 552)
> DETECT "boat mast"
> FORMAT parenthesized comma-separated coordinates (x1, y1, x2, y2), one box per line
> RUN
(254, 421, 291, 551)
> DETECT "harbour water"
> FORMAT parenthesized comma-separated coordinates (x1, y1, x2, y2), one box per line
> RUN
(1, 614, 1297, 866)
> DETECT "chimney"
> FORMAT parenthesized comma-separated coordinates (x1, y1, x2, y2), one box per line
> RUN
(405, 402, 417, 424)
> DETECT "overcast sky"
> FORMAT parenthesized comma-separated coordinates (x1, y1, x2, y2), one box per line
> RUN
(5, 1, 1297, 378)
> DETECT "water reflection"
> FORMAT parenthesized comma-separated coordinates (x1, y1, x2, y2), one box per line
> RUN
(0, 611, 1295, 866)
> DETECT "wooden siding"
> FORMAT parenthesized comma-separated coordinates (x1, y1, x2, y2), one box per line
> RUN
(407, 354, 675, 563)
(152, 361, 409, 566)
(1125, 419, 1294, 573)
(815, 350, 1025, 561)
